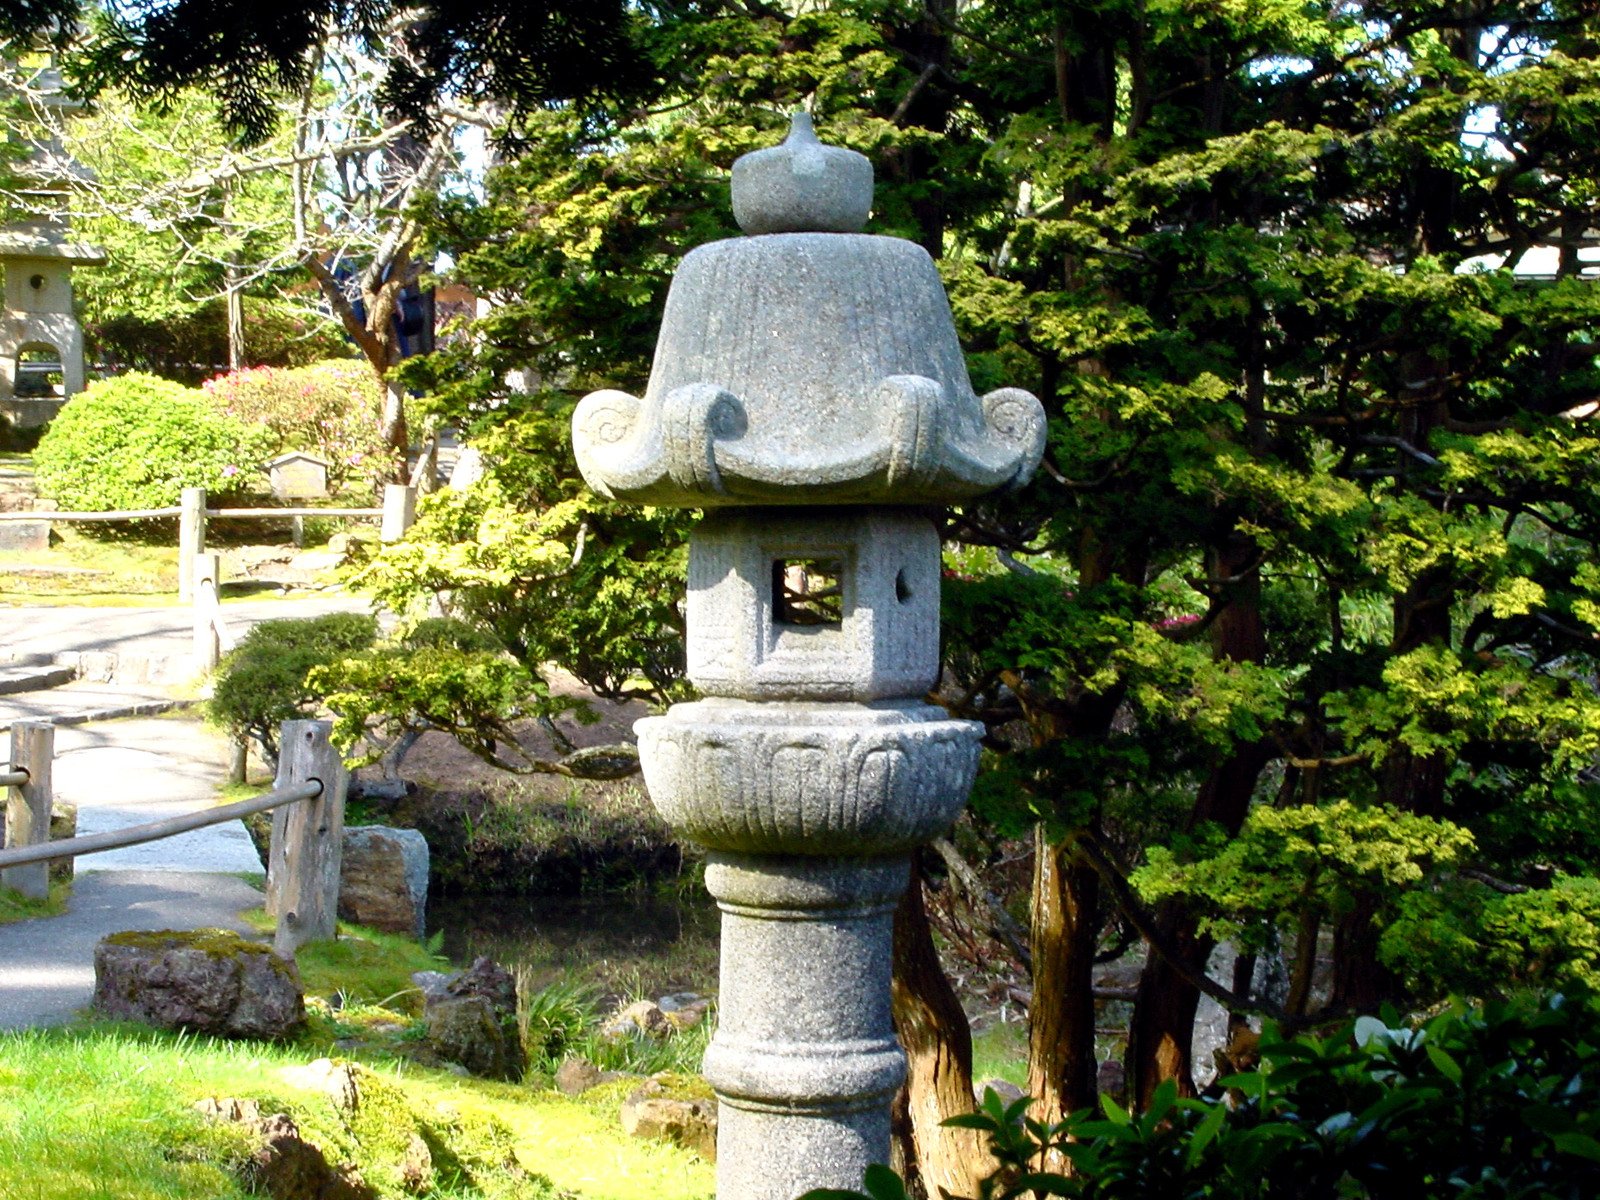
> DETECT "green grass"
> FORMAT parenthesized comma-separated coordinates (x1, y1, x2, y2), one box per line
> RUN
(0, 880, 70, 925)
(0, 1022, 715, 1200)
(239, 910, 448, 1015)
(971, 1019, 1029, 1089)
(0, 524, 180, 603)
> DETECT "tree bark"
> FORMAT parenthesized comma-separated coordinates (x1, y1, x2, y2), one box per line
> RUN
(1026, 831, 1100, 1162)
(1128, 531, 1270, 1106)
(891, 848, 993, 1200)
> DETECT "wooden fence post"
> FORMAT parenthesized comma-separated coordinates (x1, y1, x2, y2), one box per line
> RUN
(193, 552, 222, 674)
(267, 719, 347, 957)
(2, 722, 54, 900)
(178, 487, 207, 603)
(380, 483, 416, 542)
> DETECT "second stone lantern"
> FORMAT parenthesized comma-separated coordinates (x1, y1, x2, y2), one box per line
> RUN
(573, 112, 1046, 1200)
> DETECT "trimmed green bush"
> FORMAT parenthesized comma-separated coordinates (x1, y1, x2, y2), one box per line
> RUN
(207, 612, 380, 765)
(33, 372, 273, 511)
(202, 359, 388, 493)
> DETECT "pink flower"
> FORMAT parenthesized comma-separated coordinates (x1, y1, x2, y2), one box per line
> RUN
(221, 464, 239, 477)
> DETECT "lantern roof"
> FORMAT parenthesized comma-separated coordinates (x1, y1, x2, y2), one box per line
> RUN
(573, 113, 1045, 508)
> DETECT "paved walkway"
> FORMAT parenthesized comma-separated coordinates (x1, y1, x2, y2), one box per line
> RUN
(0, 597, 370, 1030)
(0, 716, 266, 1030)
(1, 595, 365, 681)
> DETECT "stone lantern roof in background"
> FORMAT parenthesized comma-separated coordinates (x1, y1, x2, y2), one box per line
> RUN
(573, 111, 1046, 508)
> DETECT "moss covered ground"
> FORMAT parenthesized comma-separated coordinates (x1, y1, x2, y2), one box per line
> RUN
(0, 880, 70, 926)
(0, 912, 717, 1200)
(0, 1023, 715, 1200)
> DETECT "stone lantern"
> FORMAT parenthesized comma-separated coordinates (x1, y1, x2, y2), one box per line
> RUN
(573, 113, 1046, 1199)
(0, 64, 106, 434)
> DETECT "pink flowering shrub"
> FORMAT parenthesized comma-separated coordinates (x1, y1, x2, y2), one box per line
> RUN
(203, 359, 389, 493)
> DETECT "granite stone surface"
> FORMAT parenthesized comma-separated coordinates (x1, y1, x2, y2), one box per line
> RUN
(686, 508, 941, 701)
(583, 112, 1015, 1200)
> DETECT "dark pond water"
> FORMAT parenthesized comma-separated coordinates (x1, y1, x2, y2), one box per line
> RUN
(429, 888, 721, 1000)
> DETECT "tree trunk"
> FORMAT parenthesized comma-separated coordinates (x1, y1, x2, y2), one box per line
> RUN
(892, 848, 993, 1200)
(1128, 531, 1270, 1106)
(1026, 830, 1100, 1159)
(225, 267, 244, 371)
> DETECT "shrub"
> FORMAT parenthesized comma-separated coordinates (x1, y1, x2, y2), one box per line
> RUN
(202, 359, 388, 493)
(807, 994, 1600, 1200)
(207, 612, 379, 766)
(33, 372, 273, 511)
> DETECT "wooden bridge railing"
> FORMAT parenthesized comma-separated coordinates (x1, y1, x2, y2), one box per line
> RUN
(0, 718, 347, 957)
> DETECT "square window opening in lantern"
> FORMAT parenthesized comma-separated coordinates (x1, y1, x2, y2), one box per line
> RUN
(772, 558, 845, 627)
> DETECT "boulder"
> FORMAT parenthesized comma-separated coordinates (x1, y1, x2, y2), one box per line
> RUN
(423, 957, 524, 1081)
(410, 970, 452, 1003)
(974, 1077, 1025, 1105)
(657, 992, 713, 1030)
(600, 998, 672, 1041)
(195, 1100, 375, 1200)
(338, 825, 430, 940)
(554, 1056, 604, 1096)
(620, 1078, 717, 1160)
(93, 929, 304, 1040)
(0, 518, 48, 552)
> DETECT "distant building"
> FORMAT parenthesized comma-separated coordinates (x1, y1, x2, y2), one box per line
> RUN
(0, 64, 105, 436)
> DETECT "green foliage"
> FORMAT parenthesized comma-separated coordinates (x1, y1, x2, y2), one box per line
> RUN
(353, 405, 692, 711)
(807, 995, 1600, 1200)
(390, 0, 1600, 1086)
(32, 373, 273, 511)
(207, 612, 378, 764)
(311, 639, 581, 773)
(89, 298, 348, 385)
(1132, 802, 1475, 947)
(1385, 875, 1600, 998)
(202, 359, 389, 493)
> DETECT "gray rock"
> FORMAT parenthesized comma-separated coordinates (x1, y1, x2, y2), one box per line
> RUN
(338, 825, 429, 940)
(0, 519, 49, 552)
(658, 993, 713, 1030)
(411, 970, 452, 1002)
(425, 994, 522, 1082)
(974, 1078, 1024, 1105)
(621, 1079, 717, 1160)
(554, 1056, 604, 1096)
(92, 929, 304, 1040)
(423, 957, 524, 1081)
(600, 998, 672, 1041)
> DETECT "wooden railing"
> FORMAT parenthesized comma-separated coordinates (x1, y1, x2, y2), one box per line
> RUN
(0, 718, 347, 957)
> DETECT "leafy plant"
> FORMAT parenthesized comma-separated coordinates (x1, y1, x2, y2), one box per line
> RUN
(515, 973, 599, 1071)
(207, 612, 379, 765)
(805, 994, 1600, 1200)
(33, 372, 273, 511)
(203, 359, 388, 493)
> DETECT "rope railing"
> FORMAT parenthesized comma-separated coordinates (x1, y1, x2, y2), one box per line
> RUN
(0, 769, 27, 788)
(0, 779, 321, 871)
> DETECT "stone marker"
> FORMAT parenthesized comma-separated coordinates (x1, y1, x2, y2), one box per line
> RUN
(572, 111, 1045, 1199)
(338, 825, 429, 940)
